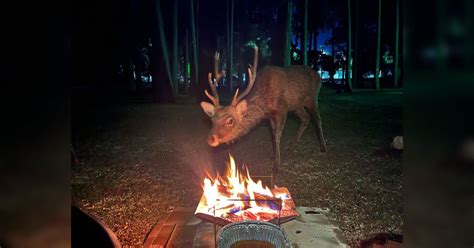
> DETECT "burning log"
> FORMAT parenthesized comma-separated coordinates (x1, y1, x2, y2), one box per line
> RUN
(252, 192, 282, 210)
(195, 155, 299, 226)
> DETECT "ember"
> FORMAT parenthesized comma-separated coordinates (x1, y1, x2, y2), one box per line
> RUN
(195, 155, 299, 226)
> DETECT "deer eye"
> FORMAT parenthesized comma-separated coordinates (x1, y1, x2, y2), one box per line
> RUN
(226, 118, 234, 126)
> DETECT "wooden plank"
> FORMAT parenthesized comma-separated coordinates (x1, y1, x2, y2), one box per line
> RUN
(192, 223, 217, 248)
(143, 223, 163, 247)
(143, 212, 170, 248)
(165, 209, 196, 226)
(167, 225, 200, 247)
(152, 224, 176, 247)
(144, 208, 215, 248)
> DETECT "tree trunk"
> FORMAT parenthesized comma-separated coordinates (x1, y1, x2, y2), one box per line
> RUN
(303, 0, 308, 65)
(196, 0, 199, 53)
(156, 0, 174, 95)
(125, 59, 136, 92)
(226, 0, 230, 92)
(466, 0, 473, 68)
(229, 0, 234, 94)
(342, 62, 346, 82)
(150, 33, 174, 103)
(353, 0, 360, 88)
(190, 0, 198, 87)
(134, 48, 144, 93)
(185, 28, 190, 92)
(313, 30, 319, 70)
(284, 0, 293, 67)
(436, 0, 446, 71)
(346, 0, 353, 91)
(375, 0, 382, 89)
(172, 0, 178, 95)
(394, 0, 400, 88)
(331, 11, 336, 83)
(314, 30, 318, 53)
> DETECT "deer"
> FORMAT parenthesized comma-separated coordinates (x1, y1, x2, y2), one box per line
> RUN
(200, 46, 327, 174)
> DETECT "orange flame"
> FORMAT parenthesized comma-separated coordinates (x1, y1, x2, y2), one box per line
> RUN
(197, 154, 290, 221)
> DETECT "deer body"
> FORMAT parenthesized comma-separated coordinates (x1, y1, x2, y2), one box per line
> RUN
(247, 65, 319, 114)
(201, 47, 326, 174)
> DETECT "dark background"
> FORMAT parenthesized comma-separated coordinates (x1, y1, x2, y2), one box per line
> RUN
(0, 0, 473, 247)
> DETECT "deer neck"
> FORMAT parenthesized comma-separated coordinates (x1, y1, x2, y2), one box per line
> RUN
(237, 103, 266, 137)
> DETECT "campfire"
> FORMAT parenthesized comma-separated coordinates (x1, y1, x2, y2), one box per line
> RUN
(195, 155, 299, 226)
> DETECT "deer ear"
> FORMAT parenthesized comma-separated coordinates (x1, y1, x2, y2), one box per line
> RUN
(200, 102, 216, 117)
(236, 100, 248, 116)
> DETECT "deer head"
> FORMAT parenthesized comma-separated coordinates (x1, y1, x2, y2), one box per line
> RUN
(200, 46, 258, 147)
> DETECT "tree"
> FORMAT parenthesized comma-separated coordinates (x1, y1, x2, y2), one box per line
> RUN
(284, 0, 293, 66)
(331, 11, 336, 73)
(346, 0, 353, 90)
(307, 0, 331, 63)
(185, 29, 190, 91)
(323, 0, 347, 85)
(352, 0, 360, 88)
(227, 0, 234, 93)
(303, 0, 308, 65)
(156, 0, 174, 95)
(150, 0, 175, 102)
(172, 0, 178, 95)
(150, 32, 174, 103)
(375, 0, 382, 89)
(190, 0, 198, 88)
(394, 0, 400, 88)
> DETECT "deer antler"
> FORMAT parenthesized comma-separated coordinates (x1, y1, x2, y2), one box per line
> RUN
(205, 51, 224, 106)
(231, 46, 259, 106)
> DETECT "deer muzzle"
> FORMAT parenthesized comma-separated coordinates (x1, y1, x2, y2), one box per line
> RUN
(207, 135, 220, 147)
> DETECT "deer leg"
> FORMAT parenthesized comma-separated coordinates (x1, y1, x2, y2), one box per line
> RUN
(271, 112, 287, 174)
(287, 108, 309, 151)
(307, 102, 327, 152)
(270, 119, 277, 160)
(289, 108, 310, 150)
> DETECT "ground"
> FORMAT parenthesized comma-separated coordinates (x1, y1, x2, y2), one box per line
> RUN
(72, 88, 402, 247)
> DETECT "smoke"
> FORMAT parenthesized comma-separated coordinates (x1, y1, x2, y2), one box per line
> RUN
(178, 139, 216, 181)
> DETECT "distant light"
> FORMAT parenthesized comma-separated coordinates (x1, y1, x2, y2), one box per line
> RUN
(292, 52, 298, 60)
(334, 69, 344, 79)
(319, 70, 330, 79)
(363, 72, 375, 79)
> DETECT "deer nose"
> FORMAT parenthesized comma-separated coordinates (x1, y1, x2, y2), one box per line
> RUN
(207, 135, 219, 147)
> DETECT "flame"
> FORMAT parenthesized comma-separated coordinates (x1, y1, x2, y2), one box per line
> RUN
(199, 154, 286, 221)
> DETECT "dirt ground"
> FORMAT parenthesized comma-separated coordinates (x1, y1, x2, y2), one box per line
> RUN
(72, 88, 402, 247)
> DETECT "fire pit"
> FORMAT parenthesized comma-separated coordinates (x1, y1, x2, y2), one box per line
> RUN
(194, 155, 299, 226)
(143, 155, 348, 247)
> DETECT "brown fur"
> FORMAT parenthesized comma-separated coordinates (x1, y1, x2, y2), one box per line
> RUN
(201, 65, 327, 173)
